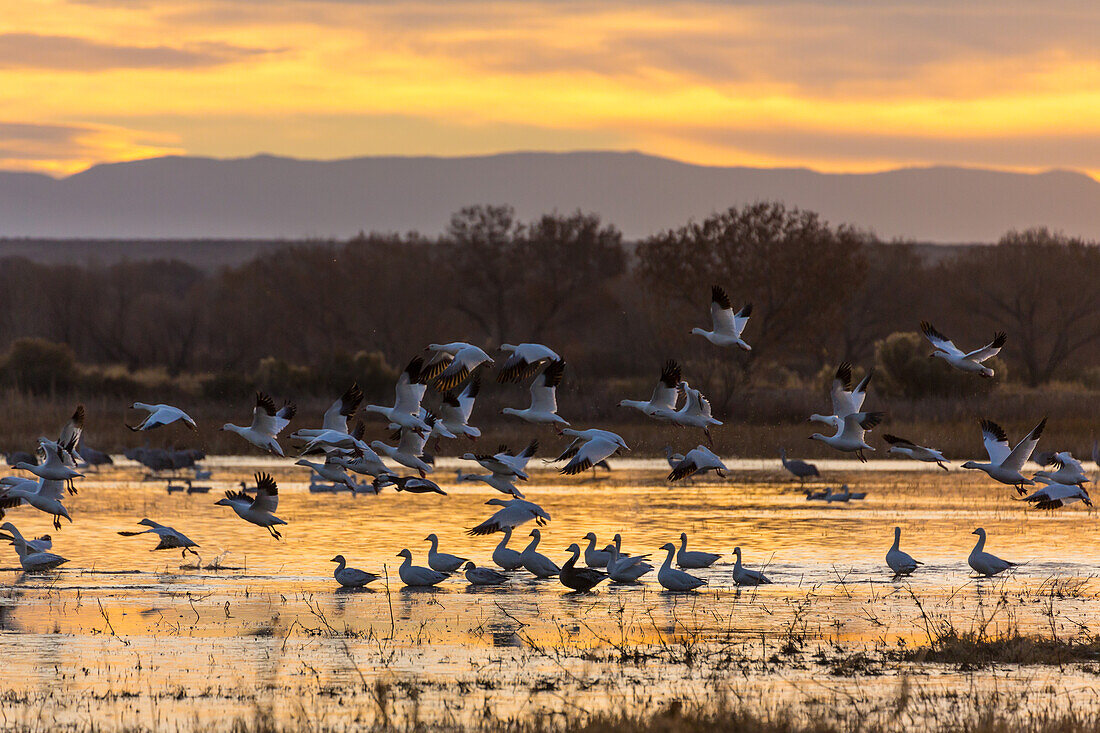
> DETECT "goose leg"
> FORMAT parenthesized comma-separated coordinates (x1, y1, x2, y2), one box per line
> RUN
(53, 514, 61, 531)
(268, 526, 282, 540)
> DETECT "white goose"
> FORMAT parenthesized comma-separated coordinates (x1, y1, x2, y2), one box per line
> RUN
(921, 322, 1006, 378)
(295, 457, 358, 491)
(968, 528, 1018, 577)
(467, 497, 551, 536)
(732, 547, 772, 586)
(214, 472, 286, 539)
(0, 477, 71, 529)
(619, 360, 681, 418)
(667, 445, 728, 482)
(117, 519, 199, 558)
(220, 392, 295, 456)
(290, 383, 363, 441)
(810, 362, 874, 427)
(0, 522, 67, 571)
(424, 533, 468, 573)
(886, 527, 922, 577)
(884, 434, 950, 470)
(961, 418, 1046, 492)
(676, 532, 720, 568)
(606, 545, 653, 583)
(396, 548, 447, 587)
(371, 424, 434, 477)
(462, 440, 538, 481)
(1033, 452, 1090, 487)
(463, 561, 509, 585)
(501, 360, 568, 425)
(582, 532, 611, 568)
(331, 555, 379, 587)
(1022, 479, 1092, 510)
(13, 439, 83, 484)
(658, 382, 722, 444)
(491, 527, 524, 570)
(436, 377, 482, 441)
(127, 402, 197, 432)
(519, 528, 560, 577)
(0, 527, 50, 553)
(691, 285, 751, 350)
(809, 411, 884, 462)
(363, 358, 431, 435)
(430, 343, 494, 392)
(457, 470, 524, 498)
(497, 343, 561, 383)
(657, 543, 707, 591)
(556, 429, 629, 475)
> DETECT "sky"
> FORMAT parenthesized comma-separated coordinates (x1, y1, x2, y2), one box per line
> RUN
(3, 0, 1100, 178)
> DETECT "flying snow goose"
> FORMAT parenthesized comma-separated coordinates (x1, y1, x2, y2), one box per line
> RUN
(501, 360, 568, 426)
(1022, 479, 1092, 510)
(424, 533, 468, 572)
(371, 423, 435, 477)
(55, 405, 84, 466)
(462, 440, 538, 481)
(921, 322, 1006, 378)
(554, 429, 628, 476)
(779, 449, 820, 485)
(430, 344, 494, 392)
(0, 477, 71, 529)
(374, 475, 447, 495)
(363, 358, 431, 435)
(691, 285, 751, 350)
(396, 548, 447, 587)
(968, 528, 1018, 577)
(657, 382, 722, 444)
(291, 383, 363, 441)
(810, 362, 874, 427)
(295, 457, 358, 491)
(961, 418, 1046, 492)
(667, 445, 728, 482)
(0, 527, 50, 553)
(491, 527, 524, 570)
(467, 497, 551, 536)
(214, 472, 286, 539)
(657, 543, 707, 591)
(497, 343, 561, 383)
(220, 392, 295, 456)
(884, 435, 950, 470)
(117, 519, 199, 558)
(519, 528, 560, 578)
(560, 543, 607, 591)
(436, 377, 482, 442)
(13, 439, 83, 486)
(886, 527, 922, 577)
(127, 402, 197, 432)
(732, 547, 772, 586)
(582, 532, 611, 568)
(1033, 451, 1090, 486)
(676, 532, 720, 569)
(463, 561, 509, 585)
(809, 411, 884, 462)
(619, 360, 682, 418)
(457, 470, 524, 498)
(0, 522, 67, 571)
(331, 555, 379, 588)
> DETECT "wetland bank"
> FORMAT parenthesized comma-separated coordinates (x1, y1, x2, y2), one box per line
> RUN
(2, 460, 1099, 732)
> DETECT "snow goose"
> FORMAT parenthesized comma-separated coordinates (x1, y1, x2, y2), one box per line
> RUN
(497, 343, 561, 383)
(220, 392, 295, 456)
(363, 358, 431, 435)
(655, 382, 722, 444)
(55, 405, 84, 466)
(13, 439, 83, 486)
(619, 360, 682, 418)
(1022, 479, 1092, 510)
(0, 527, 50, 553)
(555, 429, 629, 475)
(606, 545, 653, 583)
(117, 519, 199, 558)
(519, 528, 560, 577)
(0, 477, 71, 529)
(331, 555, 379, 588)
(214, 472, 286, 539)
(396, 548, 447, 587)
(668, 445, 728, 482)
(732, 547, 772, 586)
(491, 527, 525, 570)
(657, 543, 707, 591)
(501, 360, 568, 426)
(664, 446, 685, 470)
(809, 411, 884, 462)
(809, 362, 873, 427)
(0, 522, 67, 571)
(457, 470, 524, 498)
(463, 561, 509, 585)
(779, 449, 820, 485)
(968, 528, 1018, 577)
(295, 457, 358, 491)
(374, 475, 446, 495)
(467, 497, 551, 536)
(431, 344, 494, 392)
(691, 285, 752, 350)
(884, 435, 949, 470)
(921, 322, 1006, 378)
(463, 441, 538, 481)
(961, 418, 1046, 492)
(560, 543, 607, 591)
(436, 377, 482, 442)
(127, 403, 197, 432)
(424, 533, 468, 572)
(291, 383, 363, 441)
(886, 527, 922, 577)
(582, 532, 611, 568)
(371, 423, 435, 477)
(1033, 451, 1090, 487)
(677, 532, 720, 569)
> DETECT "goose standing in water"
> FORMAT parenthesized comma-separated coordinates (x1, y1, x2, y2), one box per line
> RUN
(330, 555, 379, 587)
(676, 532, 720, 569)
(779, 449, 819, 485)
(0, 522, 67, 571)
(667, 445, 728, 482)
(619, 360, 682, 419)
(808, 411, 884, 462)
(0, 477, 72, 529)
(606, 545, 653, 583)
(463, 561, 509, 586)
(657, 543, 707, 591)
(497, 343, 561, 383)
(921, 322, 1006, 378)
(560, 543, 607, 591)
(491, 527, 524, 570)
(519, 529, 560, 578)
(886, 527, 922, 578)
(117, 519, 200, 558)
(732, 547, 772, 586)
(582, 532, 611, 568)
(214, 472, 286, 539)
(691, 285, 752, 350)
(424, 533, 468, 572)
(961, 418, 1046, 493)
(501, 360, 569, 426)
(220, 392, 296, 456)
(467, 497, 551, 536)
(884, 435, 950, 470)
(396, 548, 447, 587)
(968, 528, 1019, 577)
(810, 362, 874, 427)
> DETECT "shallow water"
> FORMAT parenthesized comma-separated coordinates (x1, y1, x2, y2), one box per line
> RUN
(1, 459, 1098, 730)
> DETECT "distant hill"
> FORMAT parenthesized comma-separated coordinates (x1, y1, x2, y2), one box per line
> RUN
(2, 151, 1099, 242)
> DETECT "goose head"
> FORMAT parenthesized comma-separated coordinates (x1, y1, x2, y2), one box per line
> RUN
(424, 533, 439, 544)
(138, 519, 156, 528)
(566, 543, 581, 555)
(331, 555, 345, 563)
(293, 459, 312, 468)
(972, 528, 986, 537)
(960, 461, 981, 470)
(396, 548, 412, 559)
(979, 366, 994, 378)
(214, 497, 232, 507)
(893, 526, 902, 540)
(583, 532, 597, 542)
(529, 528, 542, 540)
(733, 547, 742, 558)
(463, 561, 476, 571)
(660, 542, 676, 553)
(485, 498, 510, 507)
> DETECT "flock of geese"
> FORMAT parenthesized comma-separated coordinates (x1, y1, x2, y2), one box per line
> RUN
(0, 287, 1095, 592)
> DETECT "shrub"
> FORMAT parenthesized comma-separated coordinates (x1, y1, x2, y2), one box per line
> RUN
(0, 338, 77, 394)
(874, 331, 1005, 399)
